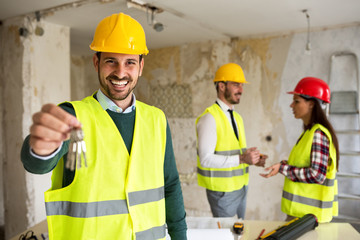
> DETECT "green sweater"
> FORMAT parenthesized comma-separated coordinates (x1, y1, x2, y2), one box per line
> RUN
(21, 100, 187, 239)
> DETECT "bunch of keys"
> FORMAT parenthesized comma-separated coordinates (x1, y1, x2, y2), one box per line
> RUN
(66, 127, 88, 171)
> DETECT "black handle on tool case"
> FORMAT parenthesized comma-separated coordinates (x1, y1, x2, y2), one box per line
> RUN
(262, 214, 318, 240)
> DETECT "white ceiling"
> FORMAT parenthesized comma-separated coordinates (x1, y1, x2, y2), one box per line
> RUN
(1, 0, 360, 55)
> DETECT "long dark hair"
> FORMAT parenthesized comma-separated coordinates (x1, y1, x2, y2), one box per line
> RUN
(302, 96, 340, 171)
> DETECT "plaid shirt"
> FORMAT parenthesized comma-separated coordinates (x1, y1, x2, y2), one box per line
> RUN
(279, 129, 329, 184)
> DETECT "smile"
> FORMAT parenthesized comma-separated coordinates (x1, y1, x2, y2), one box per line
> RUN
(110, 80, 128, 87)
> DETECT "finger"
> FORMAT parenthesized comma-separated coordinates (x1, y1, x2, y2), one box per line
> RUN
(33, 107, 79, 134)
(257, 159, 266, 167)
(266, 169, 275, 177)
(251, 155, 260, 165)
(29, 135, 62, 156)
(247, 147, 257, 152)
(260, 173, 270, 178)
(30, 124, 70, 142)
(42, 104, 81, 128)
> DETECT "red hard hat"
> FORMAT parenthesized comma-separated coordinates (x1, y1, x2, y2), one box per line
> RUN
(287, 77, 331, 103)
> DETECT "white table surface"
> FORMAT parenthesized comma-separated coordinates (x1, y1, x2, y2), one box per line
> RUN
(11, 216, 360, 240)
(182, 216, 360, 240)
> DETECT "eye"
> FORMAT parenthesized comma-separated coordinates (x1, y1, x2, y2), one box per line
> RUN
(104, 59, 116, 64)
(127, 60, 137, 65)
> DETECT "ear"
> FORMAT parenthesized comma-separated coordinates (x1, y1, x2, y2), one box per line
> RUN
(219, 82, 226, 92)
(139, 57, 144, 76)
(309, 100, 315, 109)
(93, 53, 99, 71)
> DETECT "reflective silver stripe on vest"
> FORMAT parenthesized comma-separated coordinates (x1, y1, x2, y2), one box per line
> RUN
(283, 191, 335, 209)
(197, 166, 249, 178)
(322, 178, 335, 187)
(334, 194, 338, 201)
(214, 150, 240, 156)
(45, 199, 129, 217)
(214, 148, 246, 156)
(128, 186, 165, 206)
(46, 187, 165, 217)
(136, 224, 166, 240)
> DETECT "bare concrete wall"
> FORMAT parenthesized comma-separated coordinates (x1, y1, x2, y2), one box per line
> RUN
(70, 55, 98, 101)
(0, 18, 70, 239)
(22, 21, 70, 232)
(0, 19, 28, 238)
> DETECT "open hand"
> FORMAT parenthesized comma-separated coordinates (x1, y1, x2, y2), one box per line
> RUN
(260, 162, 281, 178)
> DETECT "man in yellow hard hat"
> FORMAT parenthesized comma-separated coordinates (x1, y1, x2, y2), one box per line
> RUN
(20, 13, 187, 239)
(196, 63, 267, 219)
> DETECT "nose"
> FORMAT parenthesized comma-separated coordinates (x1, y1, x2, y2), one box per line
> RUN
(290, 101, 294, 108)
(112, 64, 127, 79)
(238, 84, 243, 93)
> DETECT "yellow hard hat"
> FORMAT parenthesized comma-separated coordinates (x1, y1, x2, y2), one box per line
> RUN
(213, 63, 248, 83)
(90, 13, 149, 55)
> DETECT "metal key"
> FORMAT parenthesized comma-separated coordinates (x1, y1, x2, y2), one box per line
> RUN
(66, 127, 88, 171)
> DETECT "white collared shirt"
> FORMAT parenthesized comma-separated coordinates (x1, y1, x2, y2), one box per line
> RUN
(96, 89, 136, 113)
(196, 98, 240, 168)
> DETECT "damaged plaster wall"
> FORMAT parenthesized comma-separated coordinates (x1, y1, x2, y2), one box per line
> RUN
(0, 19, 25, 238)
(21, 21, 71, 232)
(0, 18, 70, 239)
(70, 55, 98, 101)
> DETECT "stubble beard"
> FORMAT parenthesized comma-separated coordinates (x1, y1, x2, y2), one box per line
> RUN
(98, 70, 137, 101)
(224, 88, 240, 105)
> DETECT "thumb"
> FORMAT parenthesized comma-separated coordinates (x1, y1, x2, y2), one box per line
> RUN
(247, 147, 257, 152)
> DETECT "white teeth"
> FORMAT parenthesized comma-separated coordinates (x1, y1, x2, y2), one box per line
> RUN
(111, 80, 128, 86)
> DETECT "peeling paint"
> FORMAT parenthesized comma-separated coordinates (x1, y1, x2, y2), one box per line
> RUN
(142, 46, 181, 83)
(7, 25, 21, 47)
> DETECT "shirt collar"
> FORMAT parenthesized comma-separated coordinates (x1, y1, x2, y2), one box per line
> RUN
(216, 98, 233, 111)
(96, 89, 136, 113)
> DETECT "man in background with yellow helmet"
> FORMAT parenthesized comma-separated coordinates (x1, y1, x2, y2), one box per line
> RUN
(20, 13, 187, 239)
(196, 63, 267, 219)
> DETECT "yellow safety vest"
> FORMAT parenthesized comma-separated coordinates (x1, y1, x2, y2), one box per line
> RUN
(196, 103, 249, 192)
(281, 124, 338, 223)
(45, 96, 167, 240)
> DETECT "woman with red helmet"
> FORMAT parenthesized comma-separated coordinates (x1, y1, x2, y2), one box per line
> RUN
(261, 77, 339, 223)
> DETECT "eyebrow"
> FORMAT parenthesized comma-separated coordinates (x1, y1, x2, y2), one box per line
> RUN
(103, 57, 139, 63)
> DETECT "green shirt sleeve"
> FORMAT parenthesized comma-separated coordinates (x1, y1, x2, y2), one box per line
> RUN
(164, 122, 187, 239)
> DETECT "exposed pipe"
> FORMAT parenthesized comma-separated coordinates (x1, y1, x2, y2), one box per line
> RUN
(1, 0, 115, 23)
(302, 9, 311, 53)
